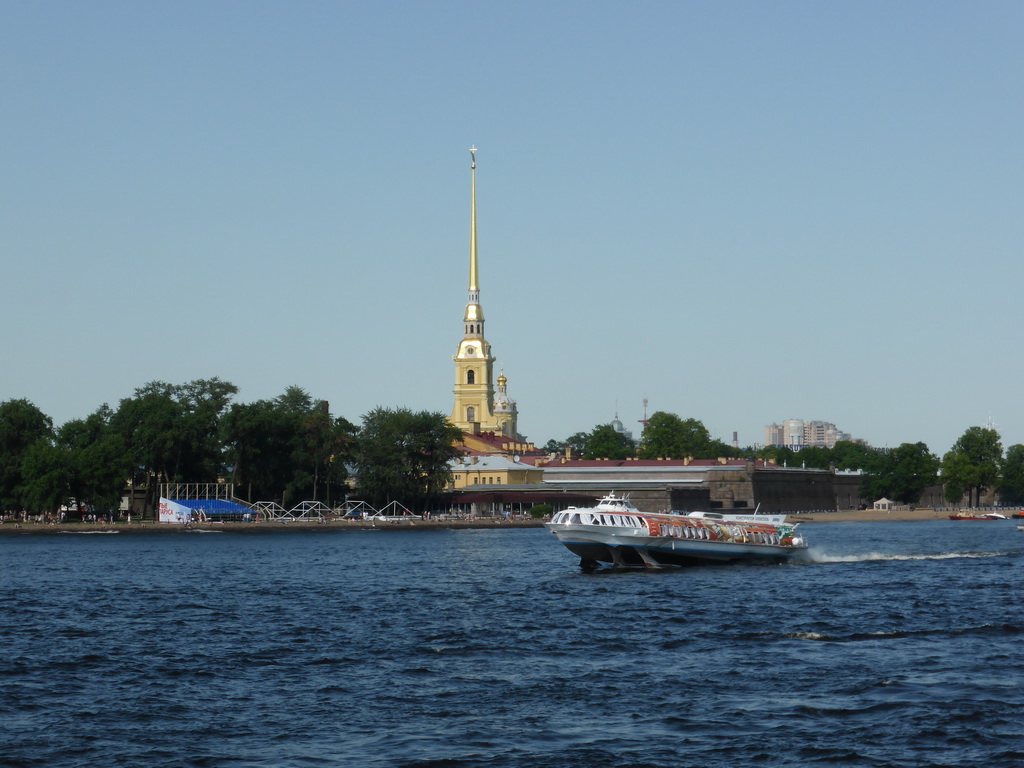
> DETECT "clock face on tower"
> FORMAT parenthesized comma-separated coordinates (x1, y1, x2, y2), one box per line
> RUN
(465, 346, 475, 356)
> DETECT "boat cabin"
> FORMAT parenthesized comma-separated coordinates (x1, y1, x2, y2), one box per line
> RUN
(551, 510, 644, 528)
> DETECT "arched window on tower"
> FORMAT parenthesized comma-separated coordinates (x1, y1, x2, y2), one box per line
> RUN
(467, 406, 476, 422)
(467, 370, 475, 384)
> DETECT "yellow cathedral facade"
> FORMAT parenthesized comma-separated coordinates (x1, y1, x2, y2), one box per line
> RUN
(449, 147, 531, 453)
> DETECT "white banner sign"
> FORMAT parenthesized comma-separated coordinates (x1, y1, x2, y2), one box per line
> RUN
(158, 497, 193, 524)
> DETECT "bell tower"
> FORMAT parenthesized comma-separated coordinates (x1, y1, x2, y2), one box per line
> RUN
(451, 147, 497, 433)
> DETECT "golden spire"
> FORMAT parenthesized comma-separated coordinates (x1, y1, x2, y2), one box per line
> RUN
(464, 146, 483, 325)
(469, 145, 479, 295)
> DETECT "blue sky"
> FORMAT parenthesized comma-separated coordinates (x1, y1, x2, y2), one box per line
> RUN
(2, 1, 1022, 455)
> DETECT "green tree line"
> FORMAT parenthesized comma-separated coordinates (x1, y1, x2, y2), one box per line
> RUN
(0, 378, 461, 517)
(6, 389, 1022, 516)
(543, 413, 1024, 507)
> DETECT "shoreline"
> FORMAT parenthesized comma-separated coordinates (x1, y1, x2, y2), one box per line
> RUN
(0, 518, 547, 535)
(795, 508, 951, 524)
(2, 507, 1017, 536)
(794, 507, 1022, 523)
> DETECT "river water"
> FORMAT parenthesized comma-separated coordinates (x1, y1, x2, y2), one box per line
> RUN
(2, 521, 1022, 767)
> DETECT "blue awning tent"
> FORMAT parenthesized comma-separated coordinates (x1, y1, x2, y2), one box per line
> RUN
(170, 498, 255, 520)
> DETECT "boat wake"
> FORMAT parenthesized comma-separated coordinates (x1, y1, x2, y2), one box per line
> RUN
(60, 530, 120, 535)
(785, 621, 1023, 643)
(807, 548, 1006, 563)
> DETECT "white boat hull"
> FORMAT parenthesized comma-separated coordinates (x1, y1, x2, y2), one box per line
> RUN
(544, 493, 808, 568)
(546, 524, 804, 566)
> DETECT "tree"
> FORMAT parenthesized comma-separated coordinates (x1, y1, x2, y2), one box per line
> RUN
(110, 379, 238, 513)
(0, 399, 54, 511)
(19, 439, 69, 514)
(177, 378, 239, 480)
(528, 503, 553, 519)
(59, 405, 131, 516)
(794, 446, 831, 470)
(111, 384, 182, 488)
(942, 426, 1002, 506)
(757, 444, 796, 467)
(637, 412, 711, 460)
(996, 444, 1024, 505)
(581, 424, 635, 460)
(294, 406, 356, 505)
(565, 432, 589, 458)
(831, 440, 879, 472)
(707, 438, 743, 459)
(354, 408, 463, 510)
(940, 451, 972, 506)
(540, 439, 565, 456)
(221, 388, 355, 506)
(862, 442, 939, 504)
(222, 399, 297, 503)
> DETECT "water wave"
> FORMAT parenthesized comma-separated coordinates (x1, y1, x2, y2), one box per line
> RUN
(808, 548, 1006, 563)
(4, 523, 1022, 768)
(785, 622, 1022, 643)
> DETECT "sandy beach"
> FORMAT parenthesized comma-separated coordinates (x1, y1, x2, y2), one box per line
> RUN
(792, 508, 960, 523)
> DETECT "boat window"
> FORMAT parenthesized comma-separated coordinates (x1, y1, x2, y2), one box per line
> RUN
(570, 513, 581, 524)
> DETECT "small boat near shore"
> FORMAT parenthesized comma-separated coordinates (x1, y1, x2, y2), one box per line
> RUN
(948, 511, 1007, 520)
(545, 493, 808, 569)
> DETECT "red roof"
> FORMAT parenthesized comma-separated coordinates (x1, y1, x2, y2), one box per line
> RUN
(536, 458, 766, 469)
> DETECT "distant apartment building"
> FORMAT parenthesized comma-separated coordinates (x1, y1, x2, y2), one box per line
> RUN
(765, 419, 851, 449)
